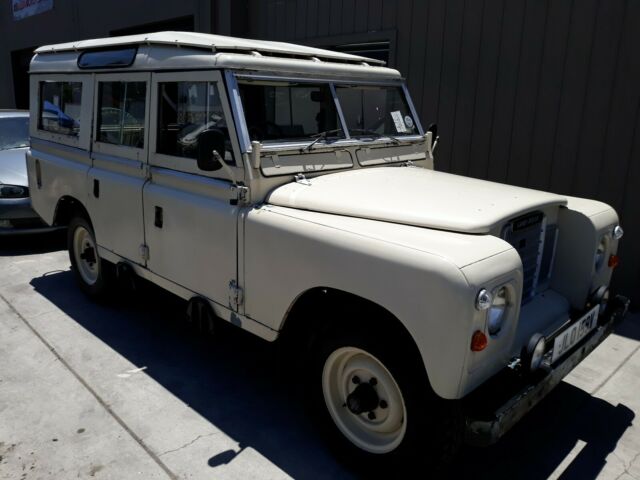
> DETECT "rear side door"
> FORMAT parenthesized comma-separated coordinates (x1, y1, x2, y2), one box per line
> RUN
(143, 70, 244, 310)
(87, 73, 150, 264)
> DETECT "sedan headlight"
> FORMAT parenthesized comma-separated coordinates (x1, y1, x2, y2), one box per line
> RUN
(488, 286, 508, 335)
(0, 184, 29, 198)
(594, 236, 607, 271)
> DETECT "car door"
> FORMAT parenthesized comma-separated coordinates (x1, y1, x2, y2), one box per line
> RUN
(87, 73, 150, 264)
(144, 70, 244, 310)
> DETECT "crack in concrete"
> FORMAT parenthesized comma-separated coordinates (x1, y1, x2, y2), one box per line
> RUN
(158, 432, 219, 457)
(612, 451, 640, 480)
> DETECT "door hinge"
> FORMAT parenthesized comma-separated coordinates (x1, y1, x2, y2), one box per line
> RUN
(139, 244, 150, 262)
(230, 185, 249, 206)
(229, 279, 244, 310)
(141, 163, 151, 180)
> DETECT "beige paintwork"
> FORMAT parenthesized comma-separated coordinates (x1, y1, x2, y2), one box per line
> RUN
(26, 32, 623, 401)
(267, 167, 568, 234)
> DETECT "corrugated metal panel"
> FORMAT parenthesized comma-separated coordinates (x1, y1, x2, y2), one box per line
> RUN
(248, 0, 640, 303)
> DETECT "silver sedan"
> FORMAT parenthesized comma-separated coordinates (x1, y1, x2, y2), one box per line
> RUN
(0, 110, 57, 235)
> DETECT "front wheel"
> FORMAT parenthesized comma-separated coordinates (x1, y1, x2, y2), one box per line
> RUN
(67, 216, 113, 299)
(310, 328, 461, 470)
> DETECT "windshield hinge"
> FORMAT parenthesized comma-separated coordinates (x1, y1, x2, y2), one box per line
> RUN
(230, 185, 249, 206)
(229, 280, 244, 310)
(294, 173, 312, 186)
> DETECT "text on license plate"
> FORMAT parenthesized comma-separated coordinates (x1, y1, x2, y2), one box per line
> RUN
(551, 305, 599, 363)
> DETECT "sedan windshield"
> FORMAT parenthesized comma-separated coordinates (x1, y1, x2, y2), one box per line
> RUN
(238, 81, 344, 143)
(0, 117, 29, 151)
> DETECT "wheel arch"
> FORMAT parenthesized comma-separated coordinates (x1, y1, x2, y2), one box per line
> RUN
(53, 195, 91, 227)
(278, 287, 434, 393)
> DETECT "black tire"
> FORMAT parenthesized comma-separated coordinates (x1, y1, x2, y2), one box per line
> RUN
(67, 215, 113, 300)
(309, 325, 462, 474)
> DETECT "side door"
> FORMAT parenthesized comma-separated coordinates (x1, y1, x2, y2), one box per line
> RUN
(87, 73, 150, 264)
(144, 70, 244, 310)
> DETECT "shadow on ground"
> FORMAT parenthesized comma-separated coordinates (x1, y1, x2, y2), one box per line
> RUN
(0, 230, 66, 256)
(28, 270, 634, 479)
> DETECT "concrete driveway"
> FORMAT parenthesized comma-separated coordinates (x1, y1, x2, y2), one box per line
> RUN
(0, 233, 639, 479)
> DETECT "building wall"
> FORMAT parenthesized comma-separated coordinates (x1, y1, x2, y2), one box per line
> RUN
(246, 0, 640, 303)
(0, 0, 212, 108)
(0, 0, 637, 302)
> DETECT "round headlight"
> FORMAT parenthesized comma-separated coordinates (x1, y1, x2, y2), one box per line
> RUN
(488, 286, 508, 335)
(476, 288, 493, 311)
(613, 225, 624, 240)
(0, 184, 28, 198)
(594, 237, 607, 271)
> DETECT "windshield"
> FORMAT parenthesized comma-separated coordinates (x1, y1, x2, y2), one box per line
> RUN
(238, 81, 344, 143)
(0, 117, 29, 151)
(236, 78, 419, 146)
(335, 85, 417, 137)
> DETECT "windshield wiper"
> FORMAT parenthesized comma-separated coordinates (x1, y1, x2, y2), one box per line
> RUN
(302, 129, 344, 152)
(349, 128, 401, 144)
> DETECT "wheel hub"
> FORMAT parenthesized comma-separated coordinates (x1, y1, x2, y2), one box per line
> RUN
(80, 246, 96, 265)
(346, 381, 379, 415)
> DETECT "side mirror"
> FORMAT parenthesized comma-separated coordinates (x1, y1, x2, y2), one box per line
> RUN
(196, 130, 225, 172)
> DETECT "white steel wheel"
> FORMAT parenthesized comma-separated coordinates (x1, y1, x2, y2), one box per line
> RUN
(72, 224, 100, 286)
(322, 346, 407, 454)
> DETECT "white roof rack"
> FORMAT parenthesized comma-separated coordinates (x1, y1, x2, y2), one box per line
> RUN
(34, 31, 386, 66)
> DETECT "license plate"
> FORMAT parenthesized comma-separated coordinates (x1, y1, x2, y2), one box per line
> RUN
(551, 305, 599, 363)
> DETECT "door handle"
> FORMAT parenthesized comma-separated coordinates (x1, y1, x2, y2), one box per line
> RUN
(93, 179, 100, 198)
(154, 206, 163, 228)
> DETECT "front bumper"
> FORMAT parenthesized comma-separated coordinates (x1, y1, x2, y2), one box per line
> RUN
(464, 294, 630, 446)
(0, 197, 59, 235)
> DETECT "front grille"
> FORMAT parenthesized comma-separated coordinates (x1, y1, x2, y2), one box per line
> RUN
(503, 212, 556, 304)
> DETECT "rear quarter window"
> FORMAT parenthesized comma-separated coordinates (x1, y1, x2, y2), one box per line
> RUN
(39, 81, 82, 137)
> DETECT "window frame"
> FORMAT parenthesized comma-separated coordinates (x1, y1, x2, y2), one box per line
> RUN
(149, 70, 243, 180)
(30, 73, 94, 150)
(92, 72, 151, 161)
(228, 72, 424, 154)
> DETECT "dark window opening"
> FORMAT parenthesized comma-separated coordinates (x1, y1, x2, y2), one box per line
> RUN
(329, 41, 390, 64)
(11, 47, 36, 110)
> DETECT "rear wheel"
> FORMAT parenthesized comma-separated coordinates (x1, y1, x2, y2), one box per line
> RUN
(310, 326, 461, 470)
(67, 216, 113, 299)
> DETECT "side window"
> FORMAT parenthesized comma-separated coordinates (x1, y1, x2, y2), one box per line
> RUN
(39, 81, 82, 136)
(157, 81, 234, 165)
(97, 81, 146, 148)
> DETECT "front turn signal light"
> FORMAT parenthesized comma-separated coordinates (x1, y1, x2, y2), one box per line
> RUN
(609, 255, 620, 269)
(471, 330, 488, 352)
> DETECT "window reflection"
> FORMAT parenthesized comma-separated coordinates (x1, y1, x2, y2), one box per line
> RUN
(157, 81, 234, 164)
(97, 81, 146, 148)
(39, 81, 82, 137)
(238, 81, 342, 142)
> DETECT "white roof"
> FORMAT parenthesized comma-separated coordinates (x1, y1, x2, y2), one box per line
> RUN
(34, 31, 386, 66)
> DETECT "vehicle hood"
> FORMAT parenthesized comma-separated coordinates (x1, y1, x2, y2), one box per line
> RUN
(0, 148, 28, 187)
(266, 167, 567, 234)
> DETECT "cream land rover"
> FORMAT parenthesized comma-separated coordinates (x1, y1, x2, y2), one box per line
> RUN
(27, 32, 629, 466)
